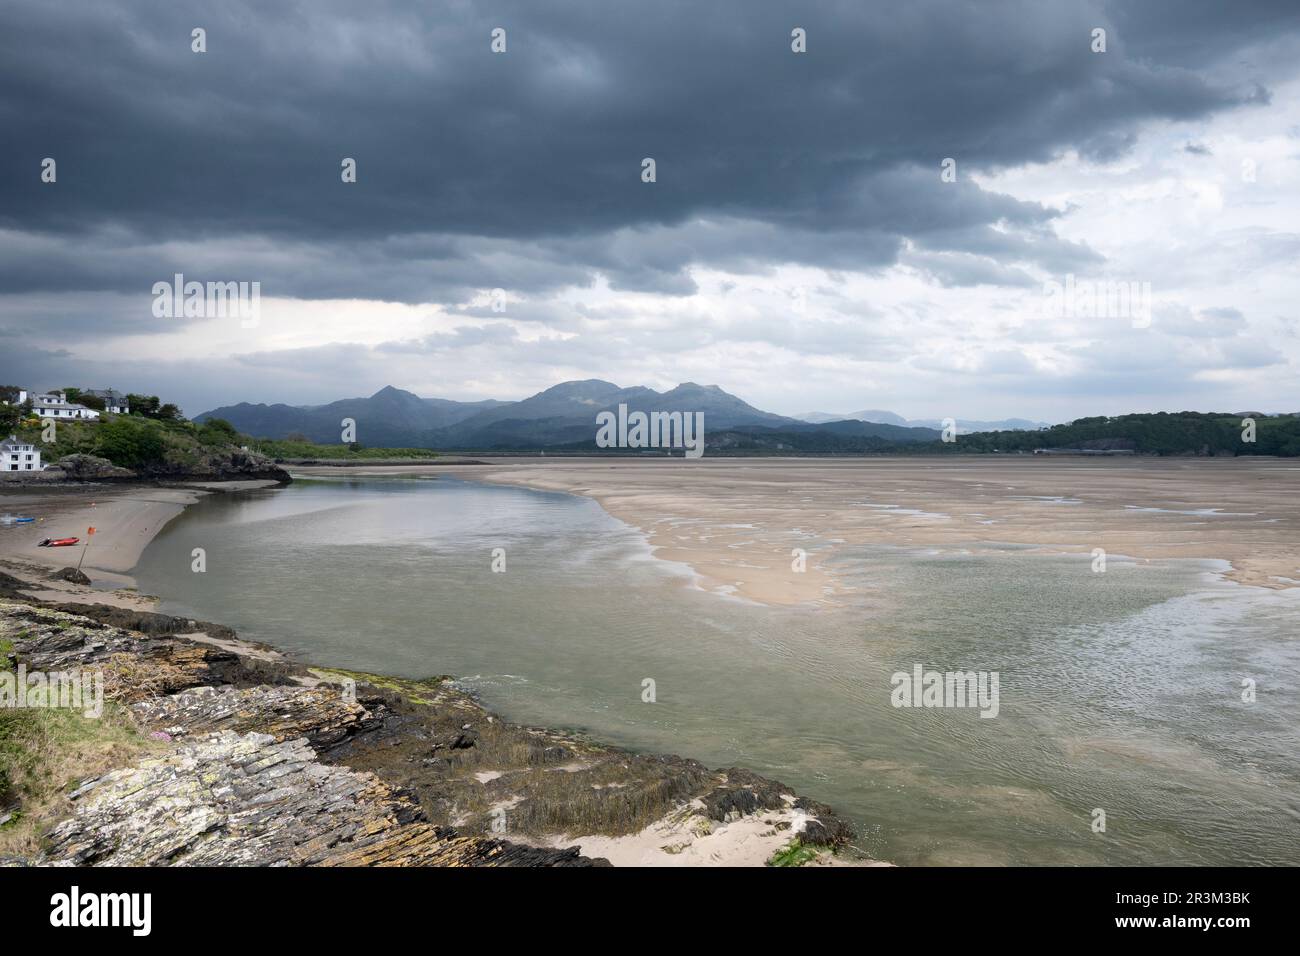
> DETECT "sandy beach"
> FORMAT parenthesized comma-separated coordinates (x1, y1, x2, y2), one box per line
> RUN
(299, 457, 1300, 606)
(0, 480, 279, 602)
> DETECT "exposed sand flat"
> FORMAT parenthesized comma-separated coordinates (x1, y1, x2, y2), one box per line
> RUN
(0, 481, 279, 593)
(303, 457, 1300, 606)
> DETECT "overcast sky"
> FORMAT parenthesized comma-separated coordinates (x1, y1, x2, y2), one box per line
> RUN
(2, 0, 1298, 420)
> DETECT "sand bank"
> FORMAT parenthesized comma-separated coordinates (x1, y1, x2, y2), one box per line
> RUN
(0, 480, 279, 600)
(297, 457, 1300, 606)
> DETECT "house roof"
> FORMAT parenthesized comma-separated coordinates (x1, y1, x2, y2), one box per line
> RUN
(1, 435, 33, 449)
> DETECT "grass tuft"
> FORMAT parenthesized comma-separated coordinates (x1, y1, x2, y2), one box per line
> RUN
(767, 838, 822, 867)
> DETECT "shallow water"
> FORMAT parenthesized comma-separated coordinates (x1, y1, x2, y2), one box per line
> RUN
(133, 476, 1300, 865)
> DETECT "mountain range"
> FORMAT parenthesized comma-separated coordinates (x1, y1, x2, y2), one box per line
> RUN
(196, 381, 969, 449)
(795, 410, 1051, 433)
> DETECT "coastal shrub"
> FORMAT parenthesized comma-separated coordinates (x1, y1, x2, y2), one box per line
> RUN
(250, 438, 436, 460)
(94, 416, 167, 469)
(18, 420, 99, 459)
(197, 418, 239, 446)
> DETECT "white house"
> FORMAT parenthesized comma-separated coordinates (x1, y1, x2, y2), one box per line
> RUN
(31, 391, 99, 421)
(1, 435, 41, 471)
(84, 388, 130, 414)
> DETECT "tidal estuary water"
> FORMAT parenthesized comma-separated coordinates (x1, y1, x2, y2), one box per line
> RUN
(133, 476, 1300, 865)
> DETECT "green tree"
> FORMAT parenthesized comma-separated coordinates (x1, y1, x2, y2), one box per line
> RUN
(196, 418, 239, 446)
(126, 394, 161, 418)
(95, 417, 166, 468)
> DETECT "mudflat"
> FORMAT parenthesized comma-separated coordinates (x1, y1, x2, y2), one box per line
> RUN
(298, 457, 1300, 605)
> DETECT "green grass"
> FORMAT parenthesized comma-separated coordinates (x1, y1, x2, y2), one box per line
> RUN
(309, 667, 453, 705)
(0, 702, 150, 856)
(767, 839, 823, 867)
(249, 440, 437, 460)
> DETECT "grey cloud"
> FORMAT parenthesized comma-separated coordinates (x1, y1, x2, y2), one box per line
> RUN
(0, 0, 1277, 304)
(901, 251, 1039, 289)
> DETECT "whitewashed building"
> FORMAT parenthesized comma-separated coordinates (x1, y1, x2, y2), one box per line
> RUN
(1, 435, 41, 471)
(84, 388, 130, 414)
(31, 391, 99, 421)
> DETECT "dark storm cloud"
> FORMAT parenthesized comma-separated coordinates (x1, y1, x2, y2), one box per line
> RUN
(0, 0, 1279, 303)
(1105, 0, 1300, 66)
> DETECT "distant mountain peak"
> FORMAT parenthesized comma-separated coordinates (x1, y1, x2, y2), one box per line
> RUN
(369, 385, 419, 400)
(794, 408, 1050, 432)
(540, 379, 622, 396)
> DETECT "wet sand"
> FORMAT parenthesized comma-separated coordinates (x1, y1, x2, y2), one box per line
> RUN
(8, 460, 1300, 610)
(299, 457, 1300, 606)
(0, 480, 279, 603)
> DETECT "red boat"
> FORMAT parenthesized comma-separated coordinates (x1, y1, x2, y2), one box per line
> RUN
(38, 537, 79, 547)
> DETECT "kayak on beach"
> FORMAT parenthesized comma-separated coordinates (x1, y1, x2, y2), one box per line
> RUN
(38, 537, 79, 547)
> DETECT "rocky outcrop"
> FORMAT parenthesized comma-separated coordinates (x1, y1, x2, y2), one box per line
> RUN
(131, 684, 384, 752)
(52, 454, 135, 480)
(37, 602, 239, 642)
(43, 731, 598, 867)
(140, 448, 291, 483)
(1, 603, 294, 694)
(50, 567, 91, 585)
(1, 600, 856, 866)
(23, 447, 292, 481)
